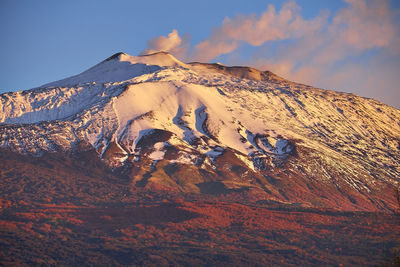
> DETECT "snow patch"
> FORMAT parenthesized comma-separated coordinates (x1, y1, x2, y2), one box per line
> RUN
(149, 142, 166, 160)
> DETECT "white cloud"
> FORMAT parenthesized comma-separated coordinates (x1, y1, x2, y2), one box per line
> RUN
(141, 29, 190, 60)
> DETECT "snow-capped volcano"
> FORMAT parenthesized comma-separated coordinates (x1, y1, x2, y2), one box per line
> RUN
(1, 51, 399, 211)
(42, 51, 187, 88)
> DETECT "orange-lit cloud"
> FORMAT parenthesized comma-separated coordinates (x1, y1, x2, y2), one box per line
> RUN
(144, 0, 400, 107)
(191, 1, 328, 61)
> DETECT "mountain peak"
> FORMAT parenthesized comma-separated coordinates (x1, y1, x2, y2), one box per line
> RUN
(103, 52, 128, 62)
(133, 50, 185, 67)
(139, 50, 172, 57)
(41, 51, 187, 88)
(102, 51, 182, 66)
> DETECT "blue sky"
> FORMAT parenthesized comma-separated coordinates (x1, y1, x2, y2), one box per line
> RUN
(1, 0, 399, 108)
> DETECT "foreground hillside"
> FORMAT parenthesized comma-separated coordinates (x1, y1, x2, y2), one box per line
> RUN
(1, 149, 399, 266)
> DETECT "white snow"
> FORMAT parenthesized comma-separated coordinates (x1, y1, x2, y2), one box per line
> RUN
(149, 142, 166, 160)
(0, 83, 125, 124)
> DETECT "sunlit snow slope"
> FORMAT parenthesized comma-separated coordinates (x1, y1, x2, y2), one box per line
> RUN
(1, 52, 399, 211)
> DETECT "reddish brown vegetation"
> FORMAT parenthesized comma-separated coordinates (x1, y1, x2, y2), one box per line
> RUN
(1, 149, 399, 266)
(1, 201, 399, 266)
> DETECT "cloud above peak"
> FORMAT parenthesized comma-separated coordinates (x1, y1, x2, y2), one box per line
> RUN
(143, 0, 400, 108)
